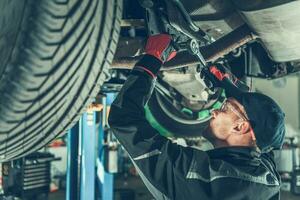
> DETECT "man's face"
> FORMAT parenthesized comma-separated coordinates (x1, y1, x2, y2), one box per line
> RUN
(203, 98, 248, 141)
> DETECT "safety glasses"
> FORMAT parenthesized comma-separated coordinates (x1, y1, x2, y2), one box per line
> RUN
(220, 100, 249, 122)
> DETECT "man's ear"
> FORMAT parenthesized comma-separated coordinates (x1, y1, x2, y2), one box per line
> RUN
(232, 121, 251, 134)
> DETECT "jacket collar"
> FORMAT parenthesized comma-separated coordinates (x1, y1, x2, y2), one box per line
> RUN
(207, 146, 262, 166)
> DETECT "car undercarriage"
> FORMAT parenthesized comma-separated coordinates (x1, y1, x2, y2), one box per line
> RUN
(1, 0, 300, 161)
(108, 0, 300, 137)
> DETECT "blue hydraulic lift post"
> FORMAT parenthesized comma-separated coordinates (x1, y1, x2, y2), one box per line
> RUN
(97, 93, 115, 200)
(66, 123, 79, 200)
(80, 111, 97, 200)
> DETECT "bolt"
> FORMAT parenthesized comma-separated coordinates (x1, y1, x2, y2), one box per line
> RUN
(201, 90, 209, 101)
(190, 39, 199, 54)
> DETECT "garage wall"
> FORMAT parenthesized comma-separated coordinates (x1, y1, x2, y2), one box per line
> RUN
(251, 75, 300, 135)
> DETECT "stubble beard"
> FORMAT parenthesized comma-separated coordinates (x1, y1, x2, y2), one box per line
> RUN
(202, 122, 217, 144)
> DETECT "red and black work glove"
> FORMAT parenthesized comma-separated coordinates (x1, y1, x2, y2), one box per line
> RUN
(134, 34, 177, 78)
(145, 34, 177, 63)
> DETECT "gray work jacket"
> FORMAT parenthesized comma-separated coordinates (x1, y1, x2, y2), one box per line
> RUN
(108, 67, 281, 200)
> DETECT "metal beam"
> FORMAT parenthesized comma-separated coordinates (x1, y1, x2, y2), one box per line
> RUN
(66, 123, 80, 200)
(121, 19, 145, 27)
(80, 112, 97, 200)
(97, 94, 115, 200)
(111, 25, 257, 70)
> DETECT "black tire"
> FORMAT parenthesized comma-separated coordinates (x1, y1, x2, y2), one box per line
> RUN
(147, 90, 210, 137)
(0, 0, 122, 161)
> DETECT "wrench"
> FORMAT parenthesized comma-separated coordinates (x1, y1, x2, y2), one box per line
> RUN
(186, 39, 250, 92)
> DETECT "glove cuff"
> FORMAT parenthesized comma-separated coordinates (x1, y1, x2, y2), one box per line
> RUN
(133, 54, 162, 78)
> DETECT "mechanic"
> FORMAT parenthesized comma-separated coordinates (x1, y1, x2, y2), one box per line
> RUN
(108, 34, 285, 200)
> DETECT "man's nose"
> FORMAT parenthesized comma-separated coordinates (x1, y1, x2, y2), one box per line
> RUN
(211, 110, 219, 118)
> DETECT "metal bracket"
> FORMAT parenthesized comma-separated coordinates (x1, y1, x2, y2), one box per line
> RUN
(164, 0, 208, 43)
(139, 0, 210, 43)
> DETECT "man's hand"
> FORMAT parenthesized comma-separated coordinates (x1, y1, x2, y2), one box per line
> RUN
(200, 64, 250, 92)
(200, 66, 221, 91)
(133, 34, 177, 78)
(145, 34, 177, 63)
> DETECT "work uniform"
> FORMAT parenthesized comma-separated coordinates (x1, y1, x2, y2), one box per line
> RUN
(108, 57, 281, 200)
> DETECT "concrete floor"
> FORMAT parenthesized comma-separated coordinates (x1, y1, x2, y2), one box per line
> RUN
(281, 191, 300, 200)
(49, 190, 65, 200)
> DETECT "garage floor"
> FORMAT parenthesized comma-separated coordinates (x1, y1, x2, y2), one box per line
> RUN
(49, 190, 65, 200)
(281, 191, 300, 200)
